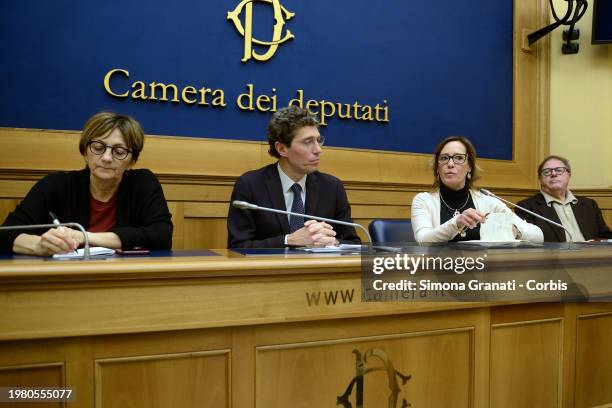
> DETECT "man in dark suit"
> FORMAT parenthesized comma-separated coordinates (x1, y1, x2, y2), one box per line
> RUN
(227, 106, 360, 248)
(516, 155, 612, 242)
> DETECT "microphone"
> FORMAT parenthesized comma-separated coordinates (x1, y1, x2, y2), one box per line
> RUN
(479, 188, 574, 245)
(231, 200, 372, 244)
(0, 222, 91, 258)
(232, 200, 259, 210)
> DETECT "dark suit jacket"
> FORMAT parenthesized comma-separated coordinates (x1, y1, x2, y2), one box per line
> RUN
(516, 193, 612, 242)
(227, 164, 360, 248)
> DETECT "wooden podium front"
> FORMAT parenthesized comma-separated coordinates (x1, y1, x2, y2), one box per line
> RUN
(0, 249, 611, 408)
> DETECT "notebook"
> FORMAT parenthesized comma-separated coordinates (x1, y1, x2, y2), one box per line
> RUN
(52, 247, 115, 259)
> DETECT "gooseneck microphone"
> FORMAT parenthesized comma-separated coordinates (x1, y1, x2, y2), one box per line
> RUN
(479, 188, 574, 245)
(232, 200, 372, 244)
(0, 222, 91, 258)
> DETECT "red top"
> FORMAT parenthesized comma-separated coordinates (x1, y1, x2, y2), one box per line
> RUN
(89, 193, 118, 233)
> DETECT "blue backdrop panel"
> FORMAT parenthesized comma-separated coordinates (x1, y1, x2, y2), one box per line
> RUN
(0, 1, 513, 159)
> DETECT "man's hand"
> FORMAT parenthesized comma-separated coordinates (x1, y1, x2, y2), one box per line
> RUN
(287, 220, 338, 247)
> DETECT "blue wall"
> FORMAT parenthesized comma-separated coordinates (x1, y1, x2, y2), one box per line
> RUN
(0, 0, 513, 159)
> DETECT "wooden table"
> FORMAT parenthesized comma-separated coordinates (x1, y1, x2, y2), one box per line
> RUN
(1, 247, 611, 407)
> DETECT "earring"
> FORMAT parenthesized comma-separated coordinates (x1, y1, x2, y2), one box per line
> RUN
(467, 172, 472, 180)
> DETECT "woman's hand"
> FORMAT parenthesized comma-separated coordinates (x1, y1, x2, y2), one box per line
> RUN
(512, 225, 522, 240)
(455, 208, 487, 230)
(36, 227, 80, 255)
(64, 227, 87, 246)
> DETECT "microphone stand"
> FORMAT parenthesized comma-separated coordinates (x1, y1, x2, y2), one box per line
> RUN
(479, 188, 574, 249)
(232, 200, 372, 249)
(0, 222, 91, 259)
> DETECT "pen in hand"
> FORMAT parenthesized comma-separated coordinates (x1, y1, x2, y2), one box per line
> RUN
(49, 211, 80, 252)
(49, 211, 65, 232)
(459, 212, 490, 238)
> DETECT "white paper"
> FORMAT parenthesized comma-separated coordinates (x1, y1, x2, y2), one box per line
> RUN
(479, 212, 515, 242)
(298, 244, 362, 253)
(52, 246, 115, 259)
(460, 240, 525, 248)
(337, 244, 363, 250)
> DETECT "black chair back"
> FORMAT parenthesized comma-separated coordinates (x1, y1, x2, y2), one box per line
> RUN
(368, 219, 414, 243)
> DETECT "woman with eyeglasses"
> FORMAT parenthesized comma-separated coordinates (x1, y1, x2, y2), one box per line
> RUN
(411, 136, 543, 243)
(0, 112, 173, 255)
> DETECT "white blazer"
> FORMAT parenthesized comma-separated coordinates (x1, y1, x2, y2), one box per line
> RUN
(411, 189, 544, 243)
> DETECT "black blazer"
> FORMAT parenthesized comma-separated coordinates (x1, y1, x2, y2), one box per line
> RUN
(227, 164, 360, 248)
(515, 193, 612, 242)
(0, 168, 173, 253)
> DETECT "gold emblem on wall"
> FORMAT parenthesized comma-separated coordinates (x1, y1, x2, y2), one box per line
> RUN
(337, 348, 411, 408)
(227, 0, 295, 62)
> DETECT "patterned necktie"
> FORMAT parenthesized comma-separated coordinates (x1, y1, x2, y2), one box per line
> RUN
(289, 183, 305, 233)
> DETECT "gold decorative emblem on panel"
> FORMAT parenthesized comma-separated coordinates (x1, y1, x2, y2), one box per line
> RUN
(337, 348, 411, 408)
(227, 0, 295, 62)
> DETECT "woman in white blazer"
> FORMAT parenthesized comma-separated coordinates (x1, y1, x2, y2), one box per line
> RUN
(411, 136, 543, 244)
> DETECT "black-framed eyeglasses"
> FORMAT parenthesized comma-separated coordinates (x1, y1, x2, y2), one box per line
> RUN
(88, 140, 132, 160)
(540, 167, 569, 177)
(438, 154, 468, 165)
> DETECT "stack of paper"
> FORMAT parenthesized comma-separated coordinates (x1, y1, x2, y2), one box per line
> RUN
(480, 213, 515, 242)
(52, 247, 115, 259)
(298, 244, 362, 253)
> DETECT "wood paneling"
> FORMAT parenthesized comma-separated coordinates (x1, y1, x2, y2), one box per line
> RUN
(574, 312, 612, 408)
(0, 363, 64, 408)
(1, 254, 611, 407)
(96, 351, 230, 408)
(0, 129, 543, 189)
(183, 218, 228, 249)
(256, 329, 473, 407)
(490, 319, 563, 408)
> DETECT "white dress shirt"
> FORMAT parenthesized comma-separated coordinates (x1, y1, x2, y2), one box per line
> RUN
(277, 163, 307, 244)
(277, 163, 307, 221)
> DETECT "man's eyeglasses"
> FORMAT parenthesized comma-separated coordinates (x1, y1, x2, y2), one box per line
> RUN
(438, 154, 468, 165)
(298, 135, 325, 148)
(540, 167, 569, 177)
(88, 140, 132, 160)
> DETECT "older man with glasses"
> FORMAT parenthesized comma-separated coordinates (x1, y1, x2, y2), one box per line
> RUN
(515, 155, 612, 242)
